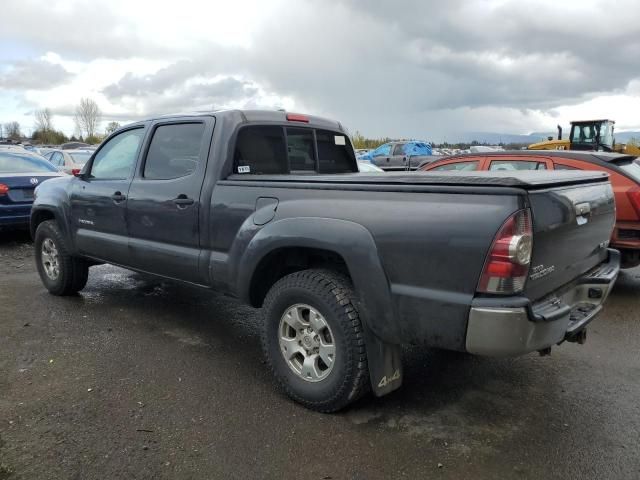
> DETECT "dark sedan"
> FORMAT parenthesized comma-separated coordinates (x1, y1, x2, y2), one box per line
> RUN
(0, 152, 62, 229)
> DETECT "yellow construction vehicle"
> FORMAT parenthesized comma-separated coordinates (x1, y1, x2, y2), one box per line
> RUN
(529, 119, 640, 155)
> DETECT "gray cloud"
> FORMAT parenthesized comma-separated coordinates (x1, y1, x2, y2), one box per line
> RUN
(3, 0, 640, 138)
(103, 68, 261, 116)
(0, 59, 73, 90)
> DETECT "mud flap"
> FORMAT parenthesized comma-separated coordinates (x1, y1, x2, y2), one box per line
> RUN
(362, 325, 403, 397)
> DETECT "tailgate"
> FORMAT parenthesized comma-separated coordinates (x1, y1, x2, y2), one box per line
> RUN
(525, 181, 615, 301)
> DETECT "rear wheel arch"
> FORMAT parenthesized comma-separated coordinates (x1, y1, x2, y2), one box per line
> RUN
(238, 218, 406, 400)
(248, 246, 351, 308)
(240, 217, 402, 330)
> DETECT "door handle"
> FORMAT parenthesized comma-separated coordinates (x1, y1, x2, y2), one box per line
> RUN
(111, 192, 126, 203)
(173, 195, 195, 207)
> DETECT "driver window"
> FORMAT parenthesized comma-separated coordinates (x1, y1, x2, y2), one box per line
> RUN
(90, 128, 144, 179)
(373, 144, 391, 157)
(391, 144, 406, 156)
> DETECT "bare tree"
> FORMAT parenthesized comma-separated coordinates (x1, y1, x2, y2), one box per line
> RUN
(4, 121, 21, 140)
(105, 121, 121, 135)
(34, 108, 54, 132)
(74, 98, 102, 138)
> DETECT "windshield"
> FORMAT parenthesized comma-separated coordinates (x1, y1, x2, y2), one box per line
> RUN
(0, 153, 58, 173)
(68, 152, 92, 165)
(618, 160, 640, 182)
(598, 123, 614, 148)
(571, 122, 614, 148)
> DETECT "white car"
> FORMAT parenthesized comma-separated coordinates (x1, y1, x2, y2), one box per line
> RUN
(43, 149, 93, 175)
(357, 160, 384, 173)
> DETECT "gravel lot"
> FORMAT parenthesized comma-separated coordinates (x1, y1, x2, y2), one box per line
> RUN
(1, 230, 639, 479)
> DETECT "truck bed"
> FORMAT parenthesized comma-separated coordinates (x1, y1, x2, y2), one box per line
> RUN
(226, 170, 610, 189)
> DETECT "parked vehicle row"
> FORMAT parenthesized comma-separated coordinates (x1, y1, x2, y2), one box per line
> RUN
(0, 151, 62, 229)
(29, 110, 619, 412)
(42, 149, 94, 176)
(421, 150, 640, 268)
(357, 140, 433, 171)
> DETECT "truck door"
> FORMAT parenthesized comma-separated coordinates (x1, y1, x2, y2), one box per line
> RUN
(369, 143, 392, 169)
(70, 127, 145, 264)
(126, 118, 214, 284)
(388, 143, 409, 170)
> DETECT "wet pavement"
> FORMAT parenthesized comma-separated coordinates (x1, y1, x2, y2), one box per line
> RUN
(1, 230, 639, 479)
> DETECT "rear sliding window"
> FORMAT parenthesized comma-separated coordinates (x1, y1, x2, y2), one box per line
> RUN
(287, 128, 316, 172)
(489, 160, 547, 171)
(617, 160, 640, 182)
(431, 161, 479, 171)
(234, 125, 356, 175)
(554, 163, 579, 170)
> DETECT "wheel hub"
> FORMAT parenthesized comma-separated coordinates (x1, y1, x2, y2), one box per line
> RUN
(278, 304, 336, 382)
(41, 238, 60, 280)
(302, 335, 314, 349)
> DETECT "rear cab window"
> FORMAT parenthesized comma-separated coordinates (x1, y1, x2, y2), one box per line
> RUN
(430, 161, 480, 171)
(489, 160, 547, 171)
(554, 163, 579, 170)
(234, 125, 357, 175)
(616, 159, 640, 182)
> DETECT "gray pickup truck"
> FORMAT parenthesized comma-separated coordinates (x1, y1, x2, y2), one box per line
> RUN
(31, 110, 620, 412)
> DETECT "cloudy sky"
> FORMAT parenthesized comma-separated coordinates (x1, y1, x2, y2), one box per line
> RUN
(1, 0, 640, 142)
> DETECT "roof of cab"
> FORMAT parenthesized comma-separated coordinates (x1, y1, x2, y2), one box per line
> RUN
(441, 150, 637, 164)
(146, 109, 343, 131)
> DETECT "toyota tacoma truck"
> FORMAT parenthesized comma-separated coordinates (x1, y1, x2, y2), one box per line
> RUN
(30, 110, 620, 412)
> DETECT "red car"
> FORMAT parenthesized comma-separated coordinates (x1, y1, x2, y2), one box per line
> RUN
(421, 151, 640, 268)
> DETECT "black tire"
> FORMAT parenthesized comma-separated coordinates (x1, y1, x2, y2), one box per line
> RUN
(620, 249, 640, 269)
(261, 269, 370, 412)
(34, 220, 89, 296)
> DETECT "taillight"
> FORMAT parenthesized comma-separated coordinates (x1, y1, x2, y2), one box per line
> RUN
(0, 183, 8, 196)
(71, 168, 81, 176)
(286, 113, 309, 123)
(477, 209, 533, 294)
(626, 187, 640, 218)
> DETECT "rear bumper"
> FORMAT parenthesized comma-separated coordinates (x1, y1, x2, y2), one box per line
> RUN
(465, 249, 620, 357)
(0, 204, 31, 227)
(611, 222, 640, 250)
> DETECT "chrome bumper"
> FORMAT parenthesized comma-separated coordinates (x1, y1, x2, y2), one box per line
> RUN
(465, 250, 620, 357)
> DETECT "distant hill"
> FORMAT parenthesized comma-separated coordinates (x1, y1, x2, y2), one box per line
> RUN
(447, 130, 640, 145)
(615, 131, 640, 143)
(450, 132, 549, 145)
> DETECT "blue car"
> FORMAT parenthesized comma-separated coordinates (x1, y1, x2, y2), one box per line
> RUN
(0, 151, 62, 229)
(358, 141, 433, 171)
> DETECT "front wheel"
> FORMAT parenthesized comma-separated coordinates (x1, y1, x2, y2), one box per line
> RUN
(34, 220, 89, 296)
(261, 269, 370, 412)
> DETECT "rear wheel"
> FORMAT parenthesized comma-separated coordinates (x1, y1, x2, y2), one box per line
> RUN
(261, 269, 370, 412)
(35, 220, 89, 296)
(620, 249, 640, 269)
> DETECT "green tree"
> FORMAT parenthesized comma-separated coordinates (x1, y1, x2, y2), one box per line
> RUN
(4, 121, 21, 140)
(85, 134, 104, 145)
(349, 130, 392, 149)
(32, 129, 68, 145)
(105, 121, 121, 135)
(74, 97, 102, 138)
(32, 108, 60, 144)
